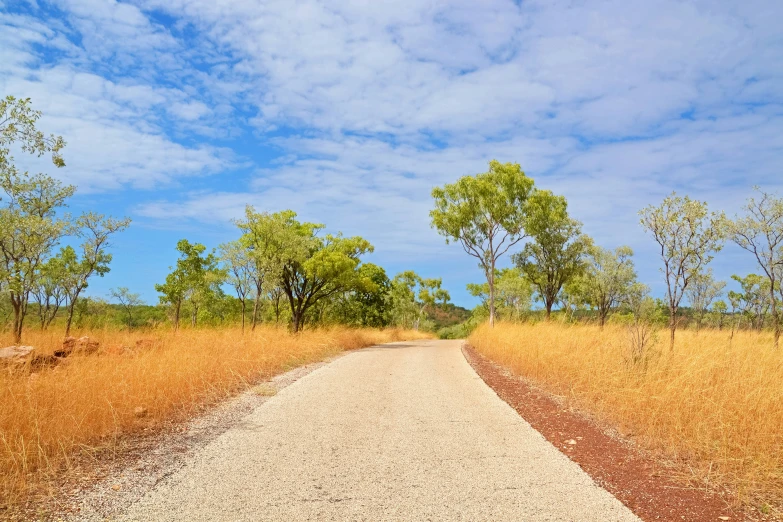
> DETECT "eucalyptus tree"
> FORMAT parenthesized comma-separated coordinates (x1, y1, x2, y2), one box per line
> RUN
(728, 189, 783, 347)
(640, 193, 725, 350)
(0, 96, 68, 343)
(392, 271, 449, 330)
(219, 240, 254, 332)
(578, 245, 637, 328)
(109, 287, 143, 330)
(155, 239, 224, 329)
(31, 248, 69, 329)
(271, 211, 373, 332)
(468, 268, 532, 321)
(61, 213, 131, 335)
(513, 190, 591, 320)
(684, 269, 725, 333)
(430, 160, 534, 327)
(729, 274, 769, 332)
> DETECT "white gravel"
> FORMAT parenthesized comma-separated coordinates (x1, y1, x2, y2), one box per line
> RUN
(88, 339, 641, 521)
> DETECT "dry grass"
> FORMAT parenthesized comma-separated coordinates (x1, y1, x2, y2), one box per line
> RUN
(469, 321, 783, 514)
(0, 325, 431, 508)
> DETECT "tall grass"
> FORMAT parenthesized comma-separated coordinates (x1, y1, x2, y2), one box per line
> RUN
(469, 321, 783, 512)
(0, 325, 431, 507)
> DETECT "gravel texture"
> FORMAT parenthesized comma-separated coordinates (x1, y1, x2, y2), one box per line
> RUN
(106, 340, 639, 521)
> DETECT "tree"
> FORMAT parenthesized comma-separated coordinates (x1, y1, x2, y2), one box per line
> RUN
(684, 269, 725, 333)
(729, 274, 769, 333)
(272, 211, 373, 332)
(0, 96, 68, 343)
(495, 268, 533, 321)
(577, 245, 637, 328)
(430, 160, 534, 327)
(219, 240, 254, 332)
(235, 207, 294, 330)
(155, 240, 224, 330)
(391, 271, 450, 330)
(711, 300, 728, 330)
(390, 272, 421, 329)
(109, 287, 142, 329)
(31, 248, 69, 329)
(513, 190, 591, 320)
(350, 263, 392, 327)
(61, 213, 130, 335)
(639, 193, 725, 350)
(728, 189, 783, 347)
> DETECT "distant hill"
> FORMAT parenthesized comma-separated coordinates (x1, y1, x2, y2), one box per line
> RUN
(428, 303, 472, 329)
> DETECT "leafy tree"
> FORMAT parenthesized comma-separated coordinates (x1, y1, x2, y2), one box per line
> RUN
(468, 268, 532, 321)
(272, 211, 373, 332)
(155, 239, 224, 329)
(711, 300, 728, 330)
(31, 248, 69, 329)
(640, 193, 725, 350)
(0, 96, 68, 343)
(577, 245, 637, 328)
(430, 160, 534, 327)
(109, 287, 143, 329)
(513, 190, 591, 320)
(728, 189, 783, 347)
(390, 272, 420, 328)
(729, 274, 769, 332)
(684, 269, 725, 332)
(61, 213, 130, 335)
(219, 240, 254, 332)
(391, 271, 449, 330)
(235, 207, 296, 330)
(349, 263, 392, 327)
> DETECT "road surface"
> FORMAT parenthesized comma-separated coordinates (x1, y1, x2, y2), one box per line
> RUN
(122, 339, 639, 521)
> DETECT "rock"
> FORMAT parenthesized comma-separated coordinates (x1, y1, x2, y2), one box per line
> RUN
(133, 406, 148, 418)
(111, 484, 121, 491)
(29, 354, 64, 370)
(0, 345, 35, 363)
(718, 517, 730, 521)
(75, 336, 100, 354)
(56, 336, 77, 357)
(566, 439, 577, 445)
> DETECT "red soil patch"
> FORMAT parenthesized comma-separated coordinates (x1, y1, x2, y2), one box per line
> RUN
(463, 344, 774, 522)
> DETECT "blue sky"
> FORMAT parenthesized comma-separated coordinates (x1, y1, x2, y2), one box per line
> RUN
(1, 0, 782, 308)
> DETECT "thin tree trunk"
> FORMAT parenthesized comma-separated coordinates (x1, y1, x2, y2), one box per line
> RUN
(240, 300, 246, 333)
(65, 302, 76, 336)
(488, 264, 496, 328)
(173, 300, 181, 331)
(669, 311, 676, 351)
(251, 294, 260, 331)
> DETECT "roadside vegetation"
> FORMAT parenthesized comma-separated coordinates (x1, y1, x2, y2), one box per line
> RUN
(432, 162, 783, 515)
(0, 325, 431, 508)
(469, 322, 782, 515)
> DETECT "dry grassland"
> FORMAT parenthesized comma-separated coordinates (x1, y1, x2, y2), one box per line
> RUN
(469, 321, 783, 514)
(0, 325, 431, 507)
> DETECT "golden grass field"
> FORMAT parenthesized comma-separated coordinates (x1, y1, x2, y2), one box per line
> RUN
(0, 325, 431, 508)
(469, 321, 783, 514)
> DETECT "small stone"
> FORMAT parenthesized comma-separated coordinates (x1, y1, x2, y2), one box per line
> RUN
(718, 517, 729, 521)
(111, 484, 121, 491)
(566, 439, 577, 445)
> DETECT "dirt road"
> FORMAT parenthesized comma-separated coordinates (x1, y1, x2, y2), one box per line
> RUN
(121, 339, 639, 521)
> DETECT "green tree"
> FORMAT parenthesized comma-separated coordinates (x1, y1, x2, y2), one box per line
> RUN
(219, 240, 254, 332)
(155, 240, 224, 330)
(109, 287, 143, 329)
(235, 207, 296, 330)
(729, 274, 769, 333)
(61, 213, 130, 335)
(390, 272, 420, 328)
(272, 211, 373, 332)
(0, 96, 68, 343)
(350, 263, 392, 327)
(513, 190, 591, 320)
(31, 248, 69, 329)
(684, 269, 725, 333)
(430, 160, 534, 327)
(728, 189, 783, 347)
(639, 193, 725, 350)
(711, 300, 728, 330)
(578, 245, 637, 328)
(468, 268, 532, 321)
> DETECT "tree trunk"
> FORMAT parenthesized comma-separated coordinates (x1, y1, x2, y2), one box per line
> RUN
(173, 300, 181, 331)
(11, 294, 26, 344)
(240, 300, 246, 333)
(292, 311, 302, 333)
(599, 311, 606, 329)
(65, 302, 76, 336)
(770, 288, 780, 349)
(488, 264, 496, 328)
(668, 311, 676, 351)
(251, 295, 260, 331)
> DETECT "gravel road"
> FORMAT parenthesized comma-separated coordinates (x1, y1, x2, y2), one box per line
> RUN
(120, 339, 640, 521)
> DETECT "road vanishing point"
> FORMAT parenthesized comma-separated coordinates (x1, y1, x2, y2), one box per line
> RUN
(122, 339, 640, 521)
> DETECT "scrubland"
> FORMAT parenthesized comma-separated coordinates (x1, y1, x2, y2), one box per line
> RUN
(0, 325, 430, 507)
(469, 321, 783, 513)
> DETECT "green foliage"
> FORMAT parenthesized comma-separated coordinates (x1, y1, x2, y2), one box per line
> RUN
(109, 287, 144, 329)
(389, 271, 450, 330)
(640, 192, 725, 348)
(728, 188, 783, 346)
(574, 245, 637, 327)
(431, 159, 534, 325)
(684, 269, 726, 331)
(513, 190, 591, 319)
